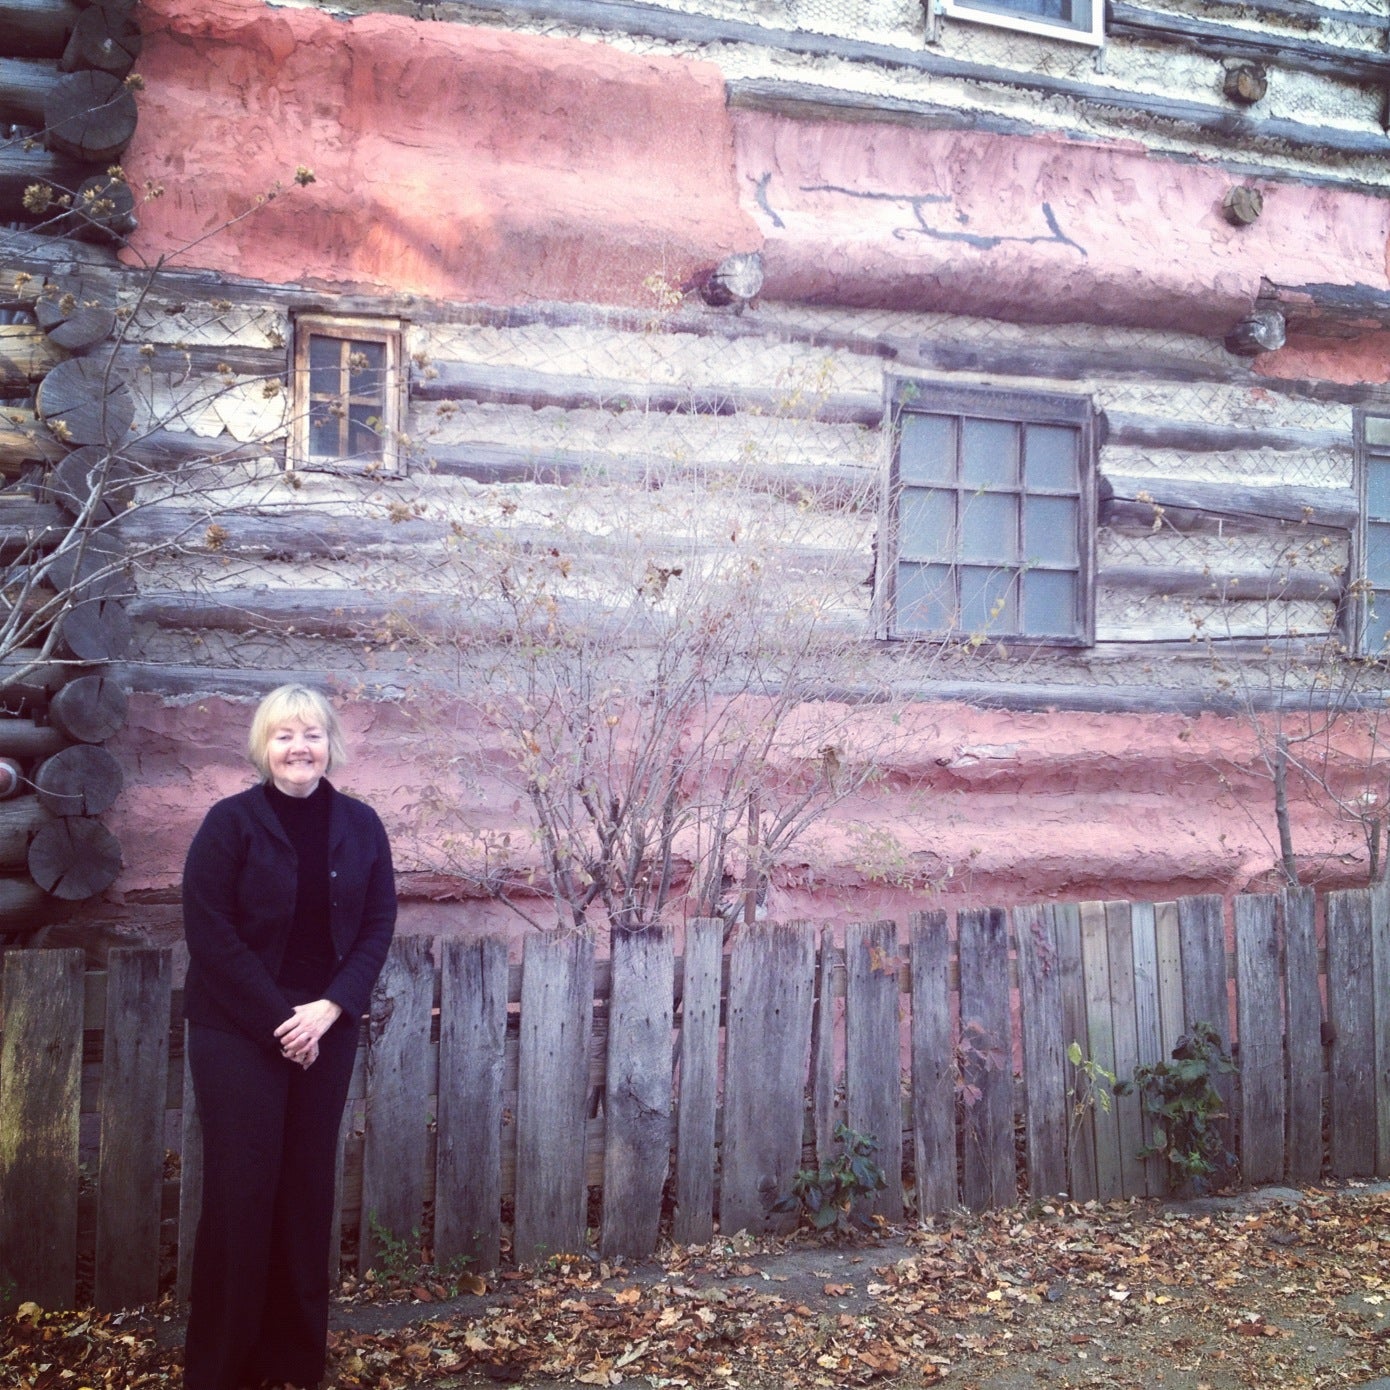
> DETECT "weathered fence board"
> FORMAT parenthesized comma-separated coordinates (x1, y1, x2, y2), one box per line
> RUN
(435, 935, 508, 1273)
(514, 931, 595, 1262)
(1178, 893, 1234, 1165)
(1014, 903, 1068, 1200)
(810, 930, 839, 1169)
(1153, 900, 1185, 1058)
(909, 910, 956, 1215)
(601, 925, 674, 1259)
(1055, 903, 1096, 1202)
(673, 918, 721, 1246)
(1080, 901, 1122, 1200)
(1129, 902, 1167, 1195)
(176, 1039, 201, 1302)
(958, 907, 1014, 1210)
(95, 947, 172, 1310)
(845, 920, 902, 1219)
(0, 948, 83, 1312)
(1373, 881, 1390, 1178)
(1283, 886, 1322, 1183)
(1328, 888, 1376, 1177)
(1234, 893, 1285, 1185)
(1105, 900, 1147, 1198)
(720, 921, 816, 1235)
(361, 935, 436, 1267)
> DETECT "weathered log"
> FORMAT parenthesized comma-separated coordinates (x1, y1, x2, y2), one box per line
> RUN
(0, 324, 65, 391)
(0, 760, 23, 802)
(35, 355, 135, 447)
(0, 873, 59, 930)
(33, 285, 117, 351)
(0, 720, 66, 760)
(43, 530, 134, 599)
(0, 650, 75, 702)
(1099, 563, 1341, 603)
(44, 69, 138, 161)
(0, 407, 67, 470)
(54, 594, 131, 660)
(46, 445, 134, 520)
(28, 814, 120, 898)
(0, 0, 80, 60)
(0, 149, 94, 228)
(0, 56, 61, 127)
(33, 741, 122, 815)
(48, 671, 126, 742)
(65, 174, 135, 243)
(0, 797, 53, 867)
(1103, 411, 1348, 454)
(61, 5, 141, 77)
(1102, 472, 1357, 531)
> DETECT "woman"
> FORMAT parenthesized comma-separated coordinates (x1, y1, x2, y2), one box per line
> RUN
(182, 684, 396, 1390)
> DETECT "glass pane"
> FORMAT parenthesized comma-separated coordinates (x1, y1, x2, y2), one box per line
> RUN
(348, 404, 383, 460)
(1365, 593, 1390, 657)
(1365, 416, 1390, 447)
(307, 401, 337, 459)
(899, 487, 953, 561)
(1023, 495, 1078, 566)
(1368, 521, 1390, 585)
(960, 491, 1018, 564)
(349, 339, 386, 396)
(1369, 460, 1390, 520)
(308, 335, 341, 397)
(896, 563, 954, 634)
(961, 418, 1018, 488)
(899, 414, 955, 486)
(1022, 568, 1079, 636)
(1024, 424, 1079, 491)
(959, 565, 1016, 634)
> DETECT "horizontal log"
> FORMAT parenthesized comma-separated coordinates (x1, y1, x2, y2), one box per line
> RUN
(1260, 280, 1390, 338)
(1099, 562, 1342, 603)
(112, 341, 284, 380)
(1107, 3, 1390, 86)
(61, 5, 141, 78)
(0, 0, 80, 60)
(0, 797, 55, 870)
(55, 594, 131, 660)
(44, 68, 137, 161)
(46, 446, 134, 520)
(34, 284, 116, 350)
(28, 815, 120, 898)
(414, 360, 883, 426)
(1103, 411, 1351, 454)
(0, 56, 61, 127)
(1102, 472, 1357, 530)
(64, 173, 135, 243)
(36, 354, 135, 447)
(43, 529, 135, 599)
(114, 506, 450, 558)
(0, 324, 66, 391)
(1233, 0, 1387, 29)
(48, 671, 126, 742)
(0, 874, 59, 932)
(0, 650, 79, 702)
(0, 146, 98, 227)
(33, 741, 121, 815)
(0, 720, 67, 760)
(0, 407, 68, 469)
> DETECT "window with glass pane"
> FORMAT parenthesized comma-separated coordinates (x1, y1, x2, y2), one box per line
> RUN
(887, 385, 1092, 644)
(1361, 416, 1390, 655)
(939, 0, 1101, 44)
(292, 316, 402, 472)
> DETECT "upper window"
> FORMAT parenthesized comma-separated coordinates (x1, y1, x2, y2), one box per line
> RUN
(882, 381, 1095, 645)
(1357, 414, 1390, 656)
(291, 315, 404, 473)
(939, 0, 1103, 46)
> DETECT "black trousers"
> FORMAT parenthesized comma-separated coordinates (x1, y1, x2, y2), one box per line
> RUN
(183, 1016, 356, 1390)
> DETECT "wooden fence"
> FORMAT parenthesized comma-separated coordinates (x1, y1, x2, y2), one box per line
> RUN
(2, 886, 1388, 1314)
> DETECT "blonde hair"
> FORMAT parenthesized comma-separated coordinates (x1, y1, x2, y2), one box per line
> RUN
(246, 684, 347, 781)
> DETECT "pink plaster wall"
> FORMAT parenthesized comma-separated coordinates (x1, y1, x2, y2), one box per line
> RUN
(122, 0, 1390, 331)
(92, 693, 1377, 948)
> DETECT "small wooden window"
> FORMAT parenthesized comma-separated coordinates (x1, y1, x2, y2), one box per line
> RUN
(291, 315, 403, 472)
(882, 380, 1096, 646)
(939, 0, 1102, 46)
(1357, 413, 1390, 656)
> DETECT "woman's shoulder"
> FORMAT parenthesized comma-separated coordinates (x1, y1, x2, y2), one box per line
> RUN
(326, 783, 387, 831)
(197, 783, 269, 829)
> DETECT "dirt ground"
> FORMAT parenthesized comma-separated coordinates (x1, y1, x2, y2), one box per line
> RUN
(11, 1182, 1390, 1390)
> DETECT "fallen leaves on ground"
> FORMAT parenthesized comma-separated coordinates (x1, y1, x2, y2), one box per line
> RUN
(5, 1185, 1390, 1389)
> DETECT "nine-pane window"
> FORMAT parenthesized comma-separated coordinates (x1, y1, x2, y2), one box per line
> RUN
(884, 383, 1094, 644)
(291, 315, 403, 472)
(939, 0, 1102, 45)
(1359, 414, 1390, 655)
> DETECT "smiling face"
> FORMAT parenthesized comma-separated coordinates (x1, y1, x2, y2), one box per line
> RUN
(266, 719, 330, 798)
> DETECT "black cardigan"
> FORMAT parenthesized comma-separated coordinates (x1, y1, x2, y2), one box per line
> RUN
(182, 781, 397, 1045)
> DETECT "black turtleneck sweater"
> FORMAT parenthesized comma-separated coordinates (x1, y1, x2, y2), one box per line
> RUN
(264, 780, 334, 993)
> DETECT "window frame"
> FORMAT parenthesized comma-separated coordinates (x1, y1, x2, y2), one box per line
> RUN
(938, 0, 1103, 47)
(880, 379, 1097, 648)
(289, 314, 405, 474)
(1354, 410, 1390, 658)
